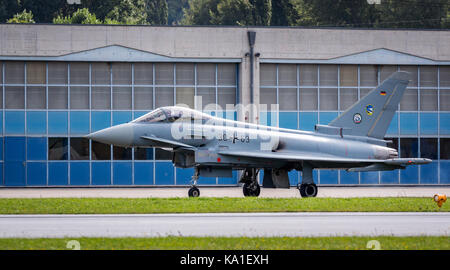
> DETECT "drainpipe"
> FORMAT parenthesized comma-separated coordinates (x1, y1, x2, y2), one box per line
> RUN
(248, 31, 256, 106)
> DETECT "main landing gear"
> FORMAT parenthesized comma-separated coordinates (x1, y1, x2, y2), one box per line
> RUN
(188, 167, 200, 198)
(240, 168, 260, 197)
(297, 162, 318, 198)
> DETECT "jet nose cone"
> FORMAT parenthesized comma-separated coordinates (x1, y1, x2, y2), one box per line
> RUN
(85, 123, 134, 146)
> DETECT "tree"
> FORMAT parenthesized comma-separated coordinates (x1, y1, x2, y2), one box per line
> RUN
(145, 0, 168, 25)
(53, 8, 102, 24)
(270, 0, 298, 26)
(167, 0, 189, 25)
(182, 0, 271, 26)
(7, 9, 35, 23)
(374, 0, 448, 29)
(20, 0, 71, 23)
(106, 0, 148, 24)
(181, 0, 220, 25)
(0, 0, 20, 23)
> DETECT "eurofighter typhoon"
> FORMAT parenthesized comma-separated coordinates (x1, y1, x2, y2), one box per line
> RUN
(86, 71, 430, 198)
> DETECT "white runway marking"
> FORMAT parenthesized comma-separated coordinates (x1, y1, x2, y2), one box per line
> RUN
(0, 212, 448, 238)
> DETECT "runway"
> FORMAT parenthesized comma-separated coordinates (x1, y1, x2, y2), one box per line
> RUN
(0, 212, 448, 238)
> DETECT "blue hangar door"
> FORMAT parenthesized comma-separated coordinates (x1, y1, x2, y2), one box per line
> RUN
(4, 137, 26, 186)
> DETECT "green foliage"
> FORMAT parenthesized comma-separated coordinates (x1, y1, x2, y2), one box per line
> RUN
(182, 0, 271, 25)
(106, 0, 148, 24)
(0, 197, 447, 214)
(145, 0, 169, 25)
(0, 0, 20, 23)
(0, 236, 449, 250)
(53, 8, 102, 24)
(20, 0, 71, 23)
(7, 9, 35, 23)
(167, 0, 189, 25)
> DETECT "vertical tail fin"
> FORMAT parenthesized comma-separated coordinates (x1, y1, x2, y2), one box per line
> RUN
(329, 71, 410, 139)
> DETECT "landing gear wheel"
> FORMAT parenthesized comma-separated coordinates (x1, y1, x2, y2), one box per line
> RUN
(243, 182, 261, 197)
(298, 183, 318, 198)
(188, 187, 200, 198)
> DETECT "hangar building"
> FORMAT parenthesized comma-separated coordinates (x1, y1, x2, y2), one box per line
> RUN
(0, 24, 449, 187)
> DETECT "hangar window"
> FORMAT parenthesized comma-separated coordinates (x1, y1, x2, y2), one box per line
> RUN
(440, 138, 450, 159)
(420, 138, 438, 160)
(70, 138, 89, 160)
(439, 89, 450, 111)
(134, 63, 153, 85)
(385, 137, 399, 151)
(134, 147, 154, 160)
(155, 63, 174, 85)
(155, 148, 172, 160)
(420, 89, 438, 111)
(48, 62, 68, 84)
(319, 88, 338, 110)
(340, 88, 358, 111)
(440, 66, 450, 87)
(400, 138, 418, 158)
(70, 86, 89, 109)
(176, 87, 195, 108)
(112, 63, 132, 85)
(260, 88, 276, 111)
(113, 146, 132, 160)
(197, 87, 216, 109)
(279, 88, 297, 111)
(92, 86, 111, 109)
(197, 63, 215, 86)
(27, 62, 46, 84)
(134, 86, 153, 110)
(5, 62, 24, 84)
(113, 87, 131, 110)
(92, 63, 111, 85)
(360, 65, 378, 87)
(319, 65, 338, 86)
(299, 88, 318, 111)
(155, 87, 174, 107)
(48, 86, 68, 109)
(69, 63, 89, 85)
(380, 65, 397, 82)
(278, 65, 297, 87)
(91, 141, 111, 160)
(218, 87, 236, 111)
(27, 86, 46, 109)
(48, 137, 68, 160)
(260, 64, 276, 86)
(176, 63, 194, 85)
(420, 66, 438, 87)
(400, 89, 418, 111)
(218, 64, 236, 86)
(5, 86, 25, 109)
(299, 65, 318, 86)
(399, 66, 418, 87)
(340, 65, 357, 87)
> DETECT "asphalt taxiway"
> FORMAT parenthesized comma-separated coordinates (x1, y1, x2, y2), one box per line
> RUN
(0, 186, 449, 198)
(0, 212, 448, 238)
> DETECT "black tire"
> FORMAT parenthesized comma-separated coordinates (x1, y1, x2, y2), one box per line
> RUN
(298, 183, 318, 198)
(188, 187, 200, 198)
(243, 182, 260, 197)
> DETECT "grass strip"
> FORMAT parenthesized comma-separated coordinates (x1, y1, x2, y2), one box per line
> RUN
(0, 236, 448, 250)
(0, 197, 448, 214)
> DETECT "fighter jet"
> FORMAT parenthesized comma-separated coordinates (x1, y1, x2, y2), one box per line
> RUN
(86, 71, 431, 198)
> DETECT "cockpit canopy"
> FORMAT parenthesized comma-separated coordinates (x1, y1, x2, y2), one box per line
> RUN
(131, 106, 212, 124)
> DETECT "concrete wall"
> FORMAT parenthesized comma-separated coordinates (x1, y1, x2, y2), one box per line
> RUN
(1, 24, 449, 61)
